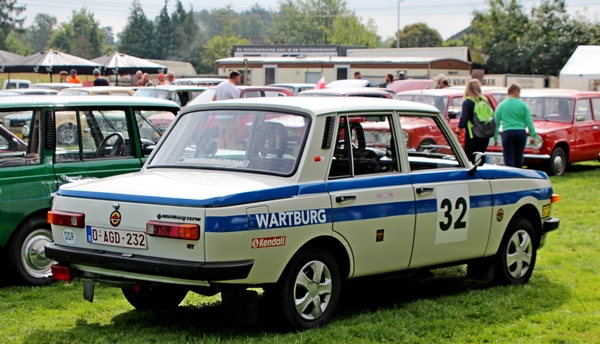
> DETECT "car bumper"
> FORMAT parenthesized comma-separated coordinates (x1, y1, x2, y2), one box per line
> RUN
(45, 244, 253, 281)
(539, 217, 560, 249)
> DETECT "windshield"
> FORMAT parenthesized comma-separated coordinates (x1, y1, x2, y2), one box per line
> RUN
(133, 89, 170, 99)
(187, 89, 216, 105)
(149, 109, 310, 175)
(394, 94, 448, 114)
(521, 97, 574, 122)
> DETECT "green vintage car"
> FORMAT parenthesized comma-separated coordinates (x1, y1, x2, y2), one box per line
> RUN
(0, 96, 179, 285)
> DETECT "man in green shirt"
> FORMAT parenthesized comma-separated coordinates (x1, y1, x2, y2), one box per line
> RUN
(493, 84, 538, 167)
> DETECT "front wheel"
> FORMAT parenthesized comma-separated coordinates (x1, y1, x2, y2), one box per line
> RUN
(546, 147, 567, 176)
(277, 248, 340, 330)
(494, 218, 537, 285)
(122, 286, 188, 310)
(8, 216, 55, 286)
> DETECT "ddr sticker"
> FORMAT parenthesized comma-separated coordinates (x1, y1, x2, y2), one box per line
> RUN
(63, 228, 76, 245)
(496, 209, 504, 222)
(110, 211, 121, 227)
(251, 236, 286, 249)
(542, 204, 551, 218)
(435, 184, 470, 245)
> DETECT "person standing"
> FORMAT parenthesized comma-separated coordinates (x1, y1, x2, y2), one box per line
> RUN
(385, 73, 394, 89)
(213, 71, 241, 149)
(92, 69, 109, 86)
(142, 73, 153, 86)
(165, 71, 175, 85)
(493, 84, 538, 168)
(157, 73, 166, 85)
(213, 70, 241, 101)
(398, 71, 406, 81)
(434, 74, 446, 89)
(132, 70, 142, 86)
(68, 69, 81, 84)
(455, 79, 489, 162)
(354, 71, 362, 79)
(59, 71, 68, 83)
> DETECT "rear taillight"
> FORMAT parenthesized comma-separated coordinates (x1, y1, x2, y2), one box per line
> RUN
(48, 210, 85, 228)
(146, 221, 200, 240)
(51, 265, 73, 282)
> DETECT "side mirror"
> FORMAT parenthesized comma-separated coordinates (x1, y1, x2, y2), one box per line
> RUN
(447, 109, 460, 119)
(469, 152, 486, 175)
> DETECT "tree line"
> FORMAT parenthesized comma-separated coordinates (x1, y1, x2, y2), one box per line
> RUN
(0, 0, 598, 75)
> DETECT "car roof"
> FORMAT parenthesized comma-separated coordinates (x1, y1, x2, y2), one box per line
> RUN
(183, 95, 438, 117)
(0, 89, 58, 95)
(269, 83, 315, 88)
(57, 86, 135, 95)
(0, 95, 181, 109)
(519, 88, 600, 97)
(137, 85, 207, 91)
(396, 88, 467, 96)
(298, 87, 392, 97)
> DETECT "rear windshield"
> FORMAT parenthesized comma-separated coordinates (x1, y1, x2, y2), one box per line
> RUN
(521, 97, 574, 122)
(149, 109, 310, 176)
(394, 94, 448, 114)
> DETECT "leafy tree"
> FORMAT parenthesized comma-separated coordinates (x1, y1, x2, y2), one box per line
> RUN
(26, 13, 56, 52)
(102, 26, 115, 47)
(391, 23, 442, 48)
(469, 0, 600, 75)
(153, 0, 171, 59)
(168, 0, 201, 61)
(238, 4, 271, 39)
(119, 0, 155, 58)
(47, 8, 105, 59)
(5, 30, 30, 55)
(268, 0, 381, 46)
(0, 0, 25, 51)
(202, 35, 251, 73)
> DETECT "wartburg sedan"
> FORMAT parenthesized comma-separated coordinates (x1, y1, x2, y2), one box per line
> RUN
(0, 96, 180, 286)
(46, 97, 560, 330)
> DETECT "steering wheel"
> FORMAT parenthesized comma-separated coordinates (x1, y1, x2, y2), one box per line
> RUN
(96, 132, 125, 157)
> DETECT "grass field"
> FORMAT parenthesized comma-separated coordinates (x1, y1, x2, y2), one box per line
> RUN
(1, 163, 599, 343)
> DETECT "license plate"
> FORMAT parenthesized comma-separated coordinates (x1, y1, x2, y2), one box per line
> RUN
(486, 155, 505, 165)
(86, 225, 147, 249)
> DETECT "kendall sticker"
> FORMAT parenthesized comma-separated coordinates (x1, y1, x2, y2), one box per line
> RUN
(251, 236, 286, 249)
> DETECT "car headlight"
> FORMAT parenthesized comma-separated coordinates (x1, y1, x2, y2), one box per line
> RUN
(527, 136, 543, 150)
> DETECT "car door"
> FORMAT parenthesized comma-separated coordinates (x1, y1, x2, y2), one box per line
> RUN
(400, 113, 494, 268)
(52, 106, 143, 187)
(590, 98, 600, 157)
(328, 113, 416, 278)
(0, 108, 56, 246)
(573, 98, 597, 160)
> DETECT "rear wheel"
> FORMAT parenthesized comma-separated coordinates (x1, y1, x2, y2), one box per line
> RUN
(545, 147, 567, 176)
(493, 218, 537, 285)
(122, 286, 188, 310)
(276, 248, 340, 330)
(8, 216, 54, 286)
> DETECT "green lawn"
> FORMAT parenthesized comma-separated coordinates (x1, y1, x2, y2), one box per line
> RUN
(1, 163, 599, 343)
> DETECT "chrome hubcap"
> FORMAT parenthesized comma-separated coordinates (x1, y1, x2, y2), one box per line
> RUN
(21, 229, 54, 278)
(553, 154, 564, 173)
(294, 260, 332, 320)
(505, 229, 533, 279)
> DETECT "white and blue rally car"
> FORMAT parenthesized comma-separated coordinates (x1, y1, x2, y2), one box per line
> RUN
(46, 97, 560, 330)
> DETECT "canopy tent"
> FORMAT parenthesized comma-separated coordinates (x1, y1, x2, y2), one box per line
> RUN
(0, 50, 23, 65)
(559, 45, 600, 91)
(91, 52, 167, 75)
(91, 52, 167, 85)
(0, 49, 101, 76)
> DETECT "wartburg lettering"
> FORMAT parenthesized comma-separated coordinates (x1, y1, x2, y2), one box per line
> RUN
(157, 214, 202, 222)
(253, 209, 327, 229)
(251, 236, 286, 249)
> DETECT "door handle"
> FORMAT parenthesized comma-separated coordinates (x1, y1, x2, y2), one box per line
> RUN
(335, 195, 356, 203)
(61, 175, 82, 183)
(416, 187, 434, 194)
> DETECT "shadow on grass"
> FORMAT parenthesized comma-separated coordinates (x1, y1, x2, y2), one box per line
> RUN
(22, 267, 570, 341)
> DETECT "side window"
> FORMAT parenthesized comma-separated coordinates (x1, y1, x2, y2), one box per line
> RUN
(264, 91, 288, 97)
(55, 110, 82, 162)
(399, 114, 461, 171)
(136, 110, 176, 157)
(243, 91, 261, 98)
(448, 97, 463, 119)
(169, 92, 182, 106)
(575, 99, 592, 122)
(592, 98, 600, 120)
(0, 110, 41, 167)
(329, 114, 398, 179)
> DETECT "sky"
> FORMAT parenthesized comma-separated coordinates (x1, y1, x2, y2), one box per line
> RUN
(20, 0, 600, 41)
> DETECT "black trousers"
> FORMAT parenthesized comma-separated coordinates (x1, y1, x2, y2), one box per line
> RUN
(464, 134, 489, 163)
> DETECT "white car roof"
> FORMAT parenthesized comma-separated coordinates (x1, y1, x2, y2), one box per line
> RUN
(182, 95, 438, 117)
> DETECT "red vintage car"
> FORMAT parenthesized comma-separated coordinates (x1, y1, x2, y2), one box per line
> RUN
(485, 89, 600, 175)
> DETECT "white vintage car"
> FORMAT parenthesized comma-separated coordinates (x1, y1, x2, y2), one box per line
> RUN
(46, 97, 560, 330)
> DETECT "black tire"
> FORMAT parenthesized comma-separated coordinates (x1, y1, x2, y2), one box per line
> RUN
(417, 139, 436, 152)
(493, 218, 537, 286)
(545, 147, 567, 176)
(57, 122, 78, 146)
(276, 248, 340, 330)
(7, 215, 55, 286)
(122, 286, 188, 310)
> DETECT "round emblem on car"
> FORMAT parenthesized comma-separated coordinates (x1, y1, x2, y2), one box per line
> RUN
(110, 211, 121, 227)
(496, 209, 504, 222)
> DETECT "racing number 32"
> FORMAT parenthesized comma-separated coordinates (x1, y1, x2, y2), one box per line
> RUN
(439, 197, 467, 231)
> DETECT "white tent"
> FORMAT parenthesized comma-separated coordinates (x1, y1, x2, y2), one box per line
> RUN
(559, 45, 600, 91)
